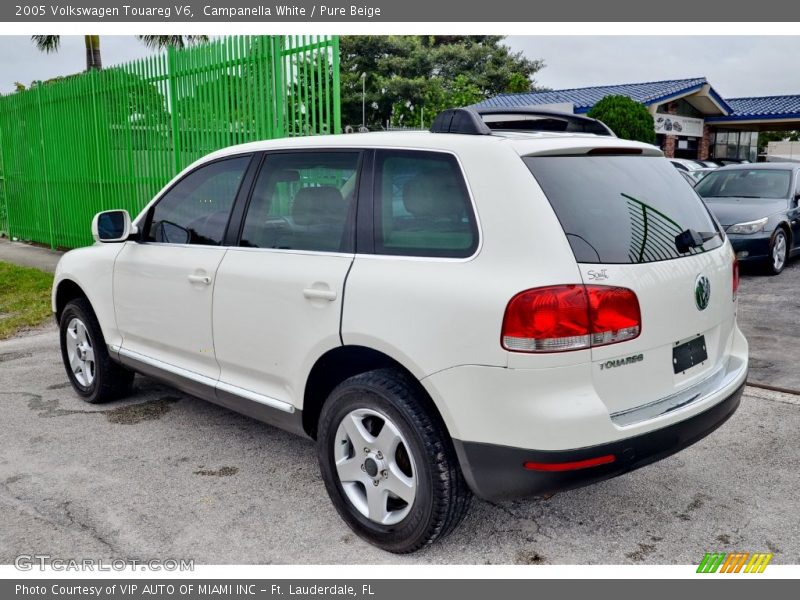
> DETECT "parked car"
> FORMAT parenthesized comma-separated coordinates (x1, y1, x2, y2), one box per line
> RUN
(669, 158, 708, 172)
(688, 167, 716, 183)
(678, 170, 697, 187)
(695, 163, 800, 274)
(697, 160, 722, 168)
(52, 108, 748, 553)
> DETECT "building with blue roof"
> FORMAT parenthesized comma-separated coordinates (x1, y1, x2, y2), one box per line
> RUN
(472, 77, 800, 162)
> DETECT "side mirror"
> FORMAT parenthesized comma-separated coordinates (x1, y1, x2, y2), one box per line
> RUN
(92, 210, 137, 243)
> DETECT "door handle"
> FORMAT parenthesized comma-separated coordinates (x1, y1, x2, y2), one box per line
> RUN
(188, 274, 212, 285)
(303, 288, 337, 301)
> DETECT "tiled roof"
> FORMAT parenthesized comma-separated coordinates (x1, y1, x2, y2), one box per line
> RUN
(473, 77, 800, 124)
(471, 77, 719, 113)
(709, 95, 800, 121)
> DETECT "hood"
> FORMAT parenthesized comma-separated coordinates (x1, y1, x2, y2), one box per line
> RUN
(702, 197, 787, 227)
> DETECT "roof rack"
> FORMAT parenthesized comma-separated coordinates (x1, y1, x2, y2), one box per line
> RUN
(430, 107, 615, 137)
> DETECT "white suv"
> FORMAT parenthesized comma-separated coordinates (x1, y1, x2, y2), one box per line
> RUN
(53, 109, 748, 553)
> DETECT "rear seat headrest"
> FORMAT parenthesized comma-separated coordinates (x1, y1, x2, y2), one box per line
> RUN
(402, 173, 465, 220)
(292, 186, 346, 226)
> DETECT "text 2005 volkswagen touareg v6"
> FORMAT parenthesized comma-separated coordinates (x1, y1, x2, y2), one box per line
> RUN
(53, 109, 747, 553)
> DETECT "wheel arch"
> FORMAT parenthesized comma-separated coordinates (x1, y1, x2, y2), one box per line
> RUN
(302, 345, 452, 441)
(54, 278, 90, 322)
(777, 220, 792, 245)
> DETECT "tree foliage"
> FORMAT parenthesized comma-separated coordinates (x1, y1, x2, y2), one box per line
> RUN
(758, 130, 800, 152)
(339, 36, 545, 129)
(587, 95, 656, 144)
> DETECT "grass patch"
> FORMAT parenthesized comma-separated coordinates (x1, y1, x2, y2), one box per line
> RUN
(0, 261, 54, 339)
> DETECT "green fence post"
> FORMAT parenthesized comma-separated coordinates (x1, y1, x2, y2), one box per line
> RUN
(90, 71, 106, 215)
(272, 36, 285, 138)
(0, 125, 9, 238)
(332, 36, 341, 134)
(167, 45, 182, 175)
(35, 85, 56, 249)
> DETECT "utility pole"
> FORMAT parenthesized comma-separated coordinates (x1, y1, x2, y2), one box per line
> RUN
(361, 72, 367, 130)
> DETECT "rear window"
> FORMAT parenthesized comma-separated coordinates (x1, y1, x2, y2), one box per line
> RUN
(524, 155, 723, 264)
(695, 168, 792, 199)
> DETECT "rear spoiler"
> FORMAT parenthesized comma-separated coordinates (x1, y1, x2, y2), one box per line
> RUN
(430, 107, 615, 137)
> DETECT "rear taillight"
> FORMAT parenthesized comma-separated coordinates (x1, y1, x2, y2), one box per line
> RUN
(732, 257, 740, 301)
(501, 285, 641, 353)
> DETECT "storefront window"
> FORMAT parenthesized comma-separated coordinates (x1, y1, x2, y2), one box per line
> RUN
(711, 129, 758, 161)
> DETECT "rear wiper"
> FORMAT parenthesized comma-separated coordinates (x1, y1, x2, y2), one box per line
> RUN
(675, 229, 718, 253)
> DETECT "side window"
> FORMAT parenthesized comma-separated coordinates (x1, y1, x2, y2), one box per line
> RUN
(240, 152, 360, 252)
(374, 151, 478, 258)
(146, 156, 250, 245)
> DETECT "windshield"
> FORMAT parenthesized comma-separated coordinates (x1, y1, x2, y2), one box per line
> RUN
(524, 155, 723, 264)
(695, 169, 791, 199)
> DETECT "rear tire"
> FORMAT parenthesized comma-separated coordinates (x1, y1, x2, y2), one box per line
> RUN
(317, 368, 472, 553)
(766, 229, 788, 275)
(59, 298, 134, 404)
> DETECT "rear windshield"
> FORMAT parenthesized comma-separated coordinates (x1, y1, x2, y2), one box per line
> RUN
(695, 168, 791, 199)
(524, 155, 723, 264)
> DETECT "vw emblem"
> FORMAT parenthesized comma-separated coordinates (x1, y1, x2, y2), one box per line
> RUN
(695, 275, 711, 311)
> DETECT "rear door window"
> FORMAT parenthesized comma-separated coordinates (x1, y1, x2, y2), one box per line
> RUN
(374, 150, 478, 258)
(239, 151, 360, 252)
(524, 155, 723, 264)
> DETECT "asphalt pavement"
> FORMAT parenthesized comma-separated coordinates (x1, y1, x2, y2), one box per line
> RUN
(1, 241, 798, 564)
(1, 324, 798, 565)
(737, 258, 800, 391)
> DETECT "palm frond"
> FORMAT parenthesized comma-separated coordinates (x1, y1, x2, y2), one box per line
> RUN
(136, 35, 210, 51)
(31, 35, 61, 53)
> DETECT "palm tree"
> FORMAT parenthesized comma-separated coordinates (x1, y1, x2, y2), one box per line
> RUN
(136, 36, 209, 50)
(30, 35, 210, 72)
(32, 35, 102, 70)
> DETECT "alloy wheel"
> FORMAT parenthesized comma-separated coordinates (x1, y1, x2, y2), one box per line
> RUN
(65, 317, 95, 387)
(773, 232, 787, 272)
(333, 408, 417, 525)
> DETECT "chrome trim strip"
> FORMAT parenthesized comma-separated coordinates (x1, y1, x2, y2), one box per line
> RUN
(118, 347, 218, 387)
(216, 381, 295, 414)
(117, 348, 295, 414)
(610, 357, 747, 427)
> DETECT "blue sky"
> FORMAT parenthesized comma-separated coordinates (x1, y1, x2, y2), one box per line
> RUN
(1, 35, 798, 98)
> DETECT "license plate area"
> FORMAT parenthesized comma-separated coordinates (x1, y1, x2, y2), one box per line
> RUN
(673, 335, 708, 374)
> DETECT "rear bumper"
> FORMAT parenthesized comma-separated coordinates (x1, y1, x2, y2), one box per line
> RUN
(453, 380, 744, 501)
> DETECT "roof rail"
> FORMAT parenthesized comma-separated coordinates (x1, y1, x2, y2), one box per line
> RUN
(430, 108, 492, 135)
(429, 107, 615, 137)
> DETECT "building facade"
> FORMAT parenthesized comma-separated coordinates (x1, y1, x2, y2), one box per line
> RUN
(472, 78, 800, 161)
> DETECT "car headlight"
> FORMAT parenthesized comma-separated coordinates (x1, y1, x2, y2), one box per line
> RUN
(727, 217, 768, 235)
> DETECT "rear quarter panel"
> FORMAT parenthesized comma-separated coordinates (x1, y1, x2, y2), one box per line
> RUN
(341, 141, 586, 379)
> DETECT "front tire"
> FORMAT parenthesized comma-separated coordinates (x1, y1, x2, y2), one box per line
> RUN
(317, 369, 472, 553)
(767, 229, 789, 275)
(59, 298, 134, 404)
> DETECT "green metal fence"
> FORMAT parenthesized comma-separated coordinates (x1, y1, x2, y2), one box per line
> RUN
(0, 35, 341, 248)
